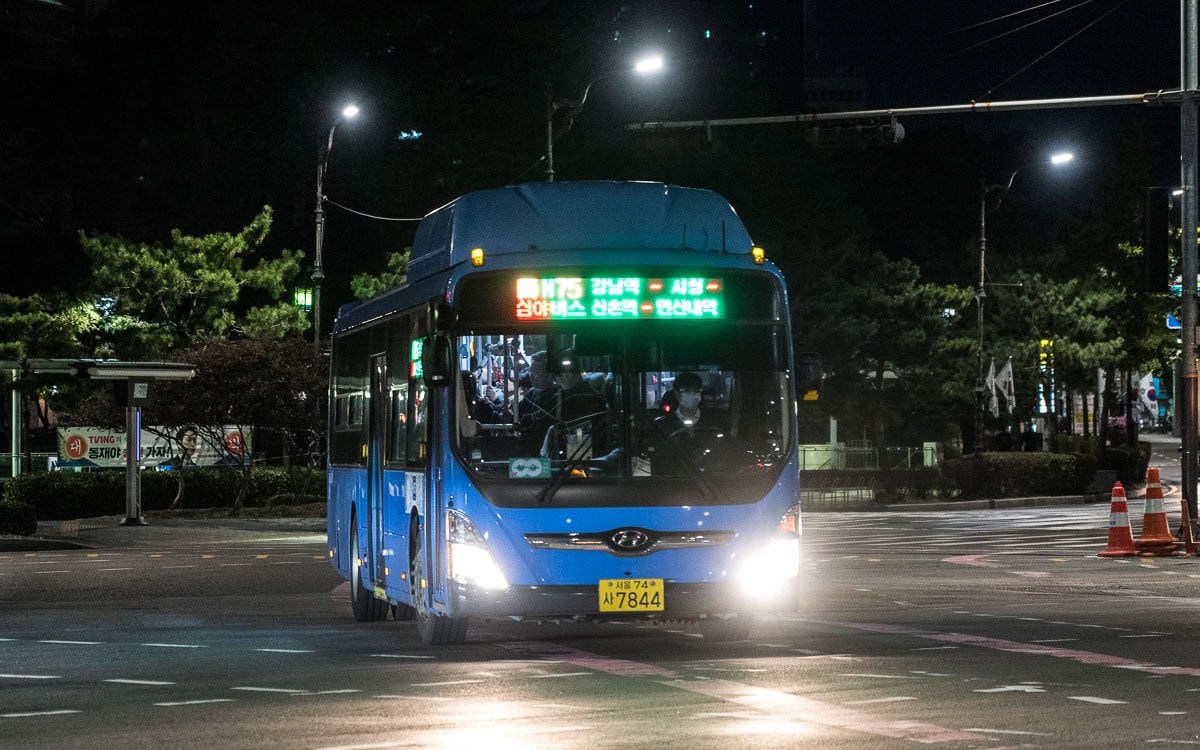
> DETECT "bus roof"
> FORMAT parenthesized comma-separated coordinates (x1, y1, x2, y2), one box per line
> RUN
(406, 181, 754, 281)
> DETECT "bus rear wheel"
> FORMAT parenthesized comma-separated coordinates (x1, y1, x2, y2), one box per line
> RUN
(349, 514, 389, 622)
(698, 613, 753, 641)
(410, 523, 468, 645)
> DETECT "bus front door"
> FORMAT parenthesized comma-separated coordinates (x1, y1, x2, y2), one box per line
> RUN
(367, 352, 387, 593)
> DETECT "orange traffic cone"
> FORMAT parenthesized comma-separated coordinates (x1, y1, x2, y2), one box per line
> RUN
(1098, 481, 1138, 557)
(1135, 467, 1178, 556)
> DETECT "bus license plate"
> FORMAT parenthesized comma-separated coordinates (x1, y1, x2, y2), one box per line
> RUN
(599, 578, 664, 612)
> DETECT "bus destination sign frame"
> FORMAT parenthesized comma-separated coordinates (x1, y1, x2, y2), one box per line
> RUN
(514, 276, 725, 321)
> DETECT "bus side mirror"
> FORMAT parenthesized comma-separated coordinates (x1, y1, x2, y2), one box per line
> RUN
(427, 296, 454, 334)
(796, 352, 823, 402)
(423, 335, 454, 387)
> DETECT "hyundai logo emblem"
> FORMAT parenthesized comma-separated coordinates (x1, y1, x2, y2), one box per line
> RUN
(608, 528, 653, 552)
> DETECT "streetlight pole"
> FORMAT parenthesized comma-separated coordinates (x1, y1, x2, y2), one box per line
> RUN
(546, 55, 663, 182)
(1181, 0, 1198, 522)
(313, 103, 359, 351)
(975, 152, 1074, 451)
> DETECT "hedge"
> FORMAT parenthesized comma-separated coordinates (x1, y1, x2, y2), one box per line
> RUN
(0, 501, 37, 536)
(941, 451, 1097, 499)
(1, 467, 326, 521)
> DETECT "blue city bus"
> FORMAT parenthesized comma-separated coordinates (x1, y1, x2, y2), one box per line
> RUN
(326, 181, 817, 645)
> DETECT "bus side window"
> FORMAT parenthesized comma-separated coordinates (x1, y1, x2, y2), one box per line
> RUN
(390, 385, 408, 462)
(407, 326, 431, 466)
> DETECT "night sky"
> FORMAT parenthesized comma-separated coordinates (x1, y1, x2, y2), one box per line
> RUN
(0, 0, 1186, 316)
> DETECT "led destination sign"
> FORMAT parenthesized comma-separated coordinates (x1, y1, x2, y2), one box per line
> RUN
(514, 277, 725, 320)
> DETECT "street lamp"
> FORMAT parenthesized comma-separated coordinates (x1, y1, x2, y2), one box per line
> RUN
(545, 55, 663, 182)
(313, 103, 360, 351)
(974, 150, 1075, 450)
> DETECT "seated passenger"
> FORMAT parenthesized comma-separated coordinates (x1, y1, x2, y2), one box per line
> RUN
(540, 349, 609, 459)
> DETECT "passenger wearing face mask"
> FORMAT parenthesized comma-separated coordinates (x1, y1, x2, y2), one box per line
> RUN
(650, 371, 710, 473)
(659, 371, 703, 425)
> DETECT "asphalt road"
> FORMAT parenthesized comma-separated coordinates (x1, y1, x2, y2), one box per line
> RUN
(5, 504, 1200, 749)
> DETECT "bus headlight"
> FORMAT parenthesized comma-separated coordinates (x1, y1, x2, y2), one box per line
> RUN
(738, 503, 801, 590)
(447, 509, 509, 590)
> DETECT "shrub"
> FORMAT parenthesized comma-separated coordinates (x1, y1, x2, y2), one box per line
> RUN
(941, 451, 1096, 499)
(0, 501, 38, 536)
(2, 467, 326, 520)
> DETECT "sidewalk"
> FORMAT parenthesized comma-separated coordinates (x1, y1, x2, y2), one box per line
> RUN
(0, 514, 326, 553)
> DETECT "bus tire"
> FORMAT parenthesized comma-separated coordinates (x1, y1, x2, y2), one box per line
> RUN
(349, 513, 389, 622)
(698, 613, 753, 641)
(392, 603, 417, 621)
(410, 521, 468, 645)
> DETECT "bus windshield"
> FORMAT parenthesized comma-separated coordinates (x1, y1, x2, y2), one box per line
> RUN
(452, 321, 792, 483)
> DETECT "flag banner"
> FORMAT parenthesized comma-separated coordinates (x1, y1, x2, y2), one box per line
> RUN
(996, 358, 1016, 413)
(986, 359, 999, 417)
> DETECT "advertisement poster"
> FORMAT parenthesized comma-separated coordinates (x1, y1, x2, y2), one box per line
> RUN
(56, 426, 250, 470)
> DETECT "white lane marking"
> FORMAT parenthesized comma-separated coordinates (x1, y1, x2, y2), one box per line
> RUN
(104, 678, 175, 685)
(373, 695, 453, 701)
(0, 674, 60, 679)
(964, 728, 1054, 736)
(2, 709, 81, 718)
(154, 699, 236, 707)
(38, 640, 102, 645)
(668, 678, 982, 743)
(141, 643, 206, 649)
(410, 680, 484, 687)
(1069, 696, 1126, 704)
(231, 687, 307, 693)
(975, 685, 1047, 693)
(528, 672, 593, 679)
(838, 673, 919, 680)
(311, 725, 595, 750)
(370, 653, 436, 659)
(255, 648, 313, 654)
(844, 696, 918, 704)
(163, 565, 199, 569)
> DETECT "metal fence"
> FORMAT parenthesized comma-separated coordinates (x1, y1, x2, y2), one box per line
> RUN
(799, 443, 936, 471)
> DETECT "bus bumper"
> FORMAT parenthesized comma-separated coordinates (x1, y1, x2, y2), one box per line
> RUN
(448, 578, 800, 619)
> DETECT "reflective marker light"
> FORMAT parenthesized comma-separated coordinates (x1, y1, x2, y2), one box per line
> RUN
(515, 276, 724, 320)
(752, 246, 765, 265)
(471, 247, 485, 266)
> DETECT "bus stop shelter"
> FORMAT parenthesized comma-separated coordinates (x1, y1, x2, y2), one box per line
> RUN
(3, 359, 196, 524)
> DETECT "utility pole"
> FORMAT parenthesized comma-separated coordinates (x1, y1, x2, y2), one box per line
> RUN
(1181, 0, 1198, 520)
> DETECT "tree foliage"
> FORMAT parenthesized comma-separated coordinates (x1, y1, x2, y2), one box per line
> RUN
(78, 206, 308, 359)
(351, 249, 411, 300)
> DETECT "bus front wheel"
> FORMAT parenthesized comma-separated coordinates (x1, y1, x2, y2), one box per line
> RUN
(410, 521, 468, 645)
(349, 513, 389, 622)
